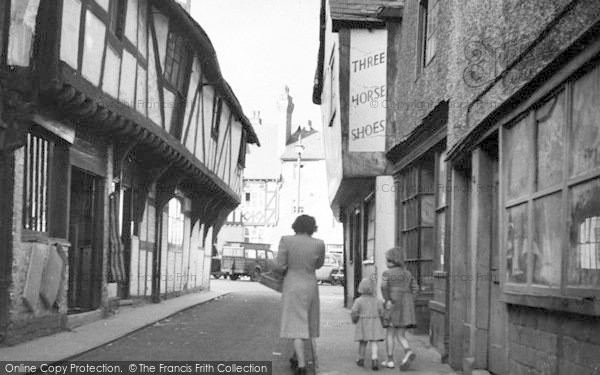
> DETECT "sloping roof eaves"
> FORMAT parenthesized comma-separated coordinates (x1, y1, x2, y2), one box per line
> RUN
(158, 1, 260, 146)
(330, 0, 400, 30)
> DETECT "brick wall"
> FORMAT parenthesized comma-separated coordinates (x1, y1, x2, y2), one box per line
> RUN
(508, 305, 600, 374)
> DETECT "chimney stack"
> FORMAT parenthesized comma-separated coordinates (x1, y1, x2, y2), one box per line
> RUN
(277, 85, 294, 154)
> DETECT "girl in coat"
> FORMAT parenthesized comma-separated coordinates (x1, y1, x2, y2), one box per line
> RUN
(380, 247, 419, 370)
(351, 277, 386, 370)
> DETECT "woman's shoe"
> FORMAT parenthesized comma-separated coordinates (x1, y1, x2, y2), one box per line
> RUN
(294, 366, 306, 375)
(356, 358, 365, 367)
(289, 357, 298, 370)
(399, 350, 416, 370)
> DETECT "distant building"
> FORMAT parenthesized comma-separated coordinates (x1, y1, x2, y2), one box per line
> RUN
(276, 88, 343, 251)
(219, 87, 342, 253)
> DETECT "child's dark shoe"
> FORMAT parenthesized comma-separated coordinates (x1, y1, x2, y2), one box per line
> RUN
(294, 367, 306, 375)
(372, 361, 379, 371)
(356, 358, 364, 367)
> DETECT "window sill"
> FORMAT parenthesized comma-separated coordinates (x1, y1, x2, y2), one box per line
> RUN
(502, 291, 600, 317)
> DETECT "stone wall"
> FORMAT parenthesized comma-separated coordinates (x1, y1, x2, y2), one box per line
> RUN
(508, 305, 600, 374)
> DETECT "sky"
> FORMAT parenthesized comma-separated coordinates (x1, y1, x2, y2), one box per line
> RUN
(191, 0, 322, 131)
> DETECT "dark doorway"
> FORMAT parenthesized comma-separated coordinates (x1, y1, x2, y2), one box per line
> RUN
(68, 168, 104, 313)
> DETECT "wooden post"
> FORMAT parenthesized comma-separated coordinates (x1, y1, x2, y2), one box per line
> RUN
(448, 165, 469, 369)
(0, 151, 14, 343)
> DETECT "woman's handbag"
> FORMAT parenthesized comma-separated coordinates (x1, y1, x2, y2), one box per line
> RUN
(258, 270, 285, 292)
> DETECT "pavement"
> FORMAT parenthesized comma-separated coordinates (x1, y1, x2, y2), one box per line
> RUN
(0, 278, 458, 375)
(315, 284, 458, 375)
(0, 290, 227, 362)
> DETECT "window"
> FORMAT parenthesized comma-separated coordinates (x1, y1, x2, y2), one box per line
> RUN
(328, 45, 337, 125)
(363, 197, 375, 260)
(416, 0, 438, 75)
(502, 61, 600, 296)
(167, 198, 184, 251)
(23, 132, 50, 232)
(396, 155, 435, 291)
(266, 251, 274, 260)
(435, 150, 447, 271)
(163, 30, 188, 93)
(211, 97, 223, 140)
(108, 0, 126, 39)
(245, 249, 256, 259)
(257, 250, 266, 259)
(238, 130, 247, 167)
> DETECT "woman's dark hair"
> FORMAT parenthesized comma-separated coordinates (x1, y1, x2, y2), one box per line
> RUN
(292, 215, 317, 235)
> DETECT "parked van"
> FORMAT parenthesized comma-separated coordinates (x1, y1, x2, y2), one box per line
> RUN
(217, 242, 274, 281)
(316, 253, 343, 285)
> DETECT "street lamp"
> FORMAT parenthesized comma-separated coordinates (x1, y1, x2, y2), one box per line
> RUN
(294, 135, 305, 214)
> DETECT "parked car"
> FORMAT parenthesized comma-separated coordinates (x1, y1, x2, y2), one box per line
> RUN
(219, 242, 274, 281)
(330, 268, 345, 286)
(316, 253, 342, 284)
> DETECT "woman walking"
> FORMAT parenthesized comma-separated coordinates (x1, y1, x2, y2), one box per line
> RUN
(272, 215, 326, 375)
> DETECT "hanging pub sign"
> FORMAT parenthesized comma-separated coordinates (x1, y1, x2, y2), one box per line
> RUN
(348, 29, 387, 152)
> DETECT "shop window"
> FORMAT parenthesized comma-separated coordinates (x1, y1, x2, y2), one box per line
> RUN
(502, 61, 600, 296)
(167, 198, 184, 252)
(23, 132, 50, 233)
(396, 155, 435, 290)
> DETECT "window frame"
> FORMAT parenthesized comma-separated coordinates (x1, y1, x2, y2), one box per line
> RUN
(22, 130, 52, 234)
(237, 129, 247, 168)
(415, 0, 437, 77)
(211, 96, 223, 140)
(166, 197, 184, 252)
(499, 57, 600, 309)
(395, 152, 437, 292)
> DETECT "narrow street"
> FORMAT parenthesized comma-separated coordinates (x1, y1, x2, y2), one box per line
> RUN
(74, 280, 294, 374)
(71, 280, 454, 375)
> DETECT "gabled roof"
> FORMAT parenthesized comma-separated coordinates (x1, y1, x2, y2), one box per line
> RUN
(281, 127, 325, 161)
(330, 0, 402, 31)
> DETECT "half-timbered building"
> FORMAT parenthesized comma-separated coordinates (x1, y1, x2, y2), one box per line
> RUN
(0, 0, 258, 345)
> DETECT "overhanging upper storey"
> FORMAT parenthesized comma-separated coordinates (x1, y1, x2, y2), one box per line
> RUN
(6, 0, 260, 208)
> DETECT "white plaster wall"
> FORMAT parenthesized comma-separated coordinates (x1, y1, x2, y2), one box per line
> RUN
(374, 175, 396, 299)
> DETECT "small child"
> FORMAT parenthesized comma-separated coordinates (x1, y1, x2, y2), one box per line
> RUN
(351, 277, 386, 370)
(380, 247, 419, 370)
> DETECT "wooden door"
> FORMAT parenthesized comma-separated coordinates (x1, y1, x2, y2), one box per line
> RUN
(68, 168, 103, 312)
(487, 145, 506, 374)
